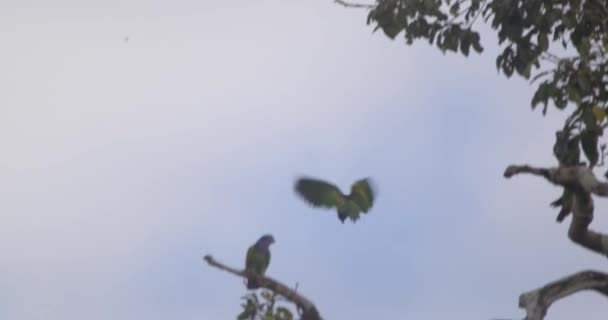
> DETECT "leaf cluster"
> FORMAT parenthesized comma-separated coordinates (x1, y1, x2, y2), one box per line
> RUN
(367, 0, 484, 55)
(238, 290, 295, 320)
(553, 105, 608, 168)
(367, 0, 608, 173)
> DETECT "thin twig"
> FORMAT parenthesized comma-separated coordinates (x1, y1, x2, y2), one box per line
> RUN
(467, 0, 489, 28)
(333, 0, 375, 9)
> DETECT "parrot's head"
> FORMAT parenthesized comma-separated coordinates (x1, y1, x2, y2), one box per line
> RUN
(256, 234, 275, 248)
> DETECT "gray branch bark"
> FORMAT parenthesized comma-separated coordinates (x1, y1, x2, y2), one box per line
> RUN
(203, 255, 322, 320)
(519, 270, 608, 320)
(504, 164, 608, 319)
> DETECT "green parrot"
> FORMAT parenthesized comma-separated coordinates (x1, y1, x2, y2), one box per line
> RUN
(245, 234, 274, 290)
(294, 176, 376, 223)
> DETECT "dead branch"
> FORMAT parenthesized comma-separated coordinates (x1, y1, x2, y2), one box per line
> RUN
(504, 164, 608, 319)
(203, 255, 322, 320)
(567, 189, 608, 255)
(503, 164, 608, 195)
(504, 164, 608, 256)
(519, 270, 608, 320)
(503, 165, 556, 182)
(333, 0, 375, 9)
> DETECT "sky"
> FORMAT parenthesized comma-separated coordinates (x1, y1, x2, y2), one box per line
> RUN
(1, 0, 608, 319)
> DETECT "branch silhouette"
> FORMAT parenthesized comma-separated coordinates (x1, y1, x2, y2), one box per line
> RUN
(504, 164, 608, 319)
(203, 254, 322, 320)
(519, 270, 608, 320)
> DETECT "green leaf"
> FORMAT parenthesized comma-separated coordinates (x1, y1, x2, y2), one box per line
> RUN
(496, 55, 503, 71)
(563, 13, 577, 28)
(583, 106, 599, 131)
(238, 299, 258, 320)
(566, 85, 582, 105)
(531, 82, 550, 108)
(460, 36, 471, 56)
(445, 32, 459, 52)
(555, 95, 568, 109)
(471, 33, 483, 53)
(581, 130, 599, 167)
(578, 37, 591, 56)
(276, 307, 294, 320)
(261, 291, 272, 301)
(450, 2, 460, 16)
(553, 131, 581, 165)
(538, 32, 549, 51)
(577, 72, 591, 92)
(503, 62, 514, 78)
(237, 311, 252, 320)
(593, 105, 606, 123)
(571, 29, 583, 46)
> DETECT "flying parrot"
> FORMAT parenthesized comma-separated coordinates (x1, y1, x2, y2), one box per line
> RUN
(294, 176, 376, 223)
(245, 234, 274, 290)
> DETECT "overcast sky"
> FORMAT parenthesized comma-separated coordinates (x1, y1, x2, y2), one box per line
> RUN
(2, 1, 608, 319)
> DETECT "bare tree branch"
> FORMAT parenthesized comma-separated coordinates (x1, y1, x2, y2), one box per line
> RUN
(566, 189, 608, 255)
(519, 270, 608, 320)
(203, 255, 322, 320)
(503, 164, 608, 196)
(504, 164, 608, 256)
(505, 163, 608, 319)
(333, 0, 375, 9)
(503, 164, 556, 182)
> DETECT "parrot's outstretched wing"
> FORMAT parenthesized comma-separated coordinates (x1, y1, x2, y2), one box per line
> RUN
(294, 177, 346, 209)
(348, 178, 375, 213)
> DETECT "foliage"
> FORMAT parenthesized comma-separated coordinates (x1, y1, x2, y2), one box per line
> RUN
(366, 0, 608, 172)
(237, 290, 295, 320)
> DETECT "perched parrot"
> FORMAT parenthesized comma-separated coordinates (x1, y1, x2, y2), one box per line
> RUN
(245, 234, 275, 290)
(294, 176, 376, 223)
(550, 130, 583, 223)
